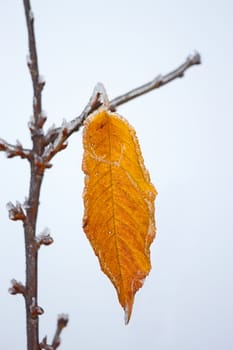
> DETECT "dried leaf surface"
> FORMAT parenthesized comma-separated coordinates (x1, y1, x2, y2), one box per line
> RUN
(82, 108, 157, 323)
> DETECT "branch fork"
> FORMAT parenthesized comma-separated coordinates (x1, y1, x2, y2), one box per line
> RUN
(39, 315, 69, 350)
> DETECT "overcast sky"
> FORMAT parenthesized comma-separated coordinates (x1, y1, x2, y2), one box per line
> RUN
(0, 1, 233, 349)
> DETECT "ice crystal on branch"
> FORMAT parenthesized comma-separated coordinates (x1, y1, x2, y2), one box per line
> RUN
(36, 228, 54, 248)
(57, 314, 69, 328)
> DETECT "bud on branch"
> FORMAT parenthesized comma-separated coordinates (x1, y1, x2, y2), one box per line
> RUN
(6, 201, 26, 221)
(36, 228, 54, 248)
(8, 279, 26, 296)
(30, 297, 44, 318)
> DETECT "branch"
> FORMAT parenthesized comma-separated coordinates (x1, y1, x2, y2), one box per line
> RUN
(51, 314, 69, 349)
(22, 2, 47, 350)
(0, 138, 31, 160)
(39, 315, 69, 350)
(44, 51, 201, 162)
(23, 0, 45, 131)
(110, 51, 201, 108)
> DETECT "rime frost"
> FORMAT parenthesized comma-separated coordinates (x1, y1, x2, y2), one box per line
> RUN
(29, 10, 34, 20)
(38, 75, 46, 84)
(58, 313, 69, 322)
(6, 202, 14, 211)
(46, 123, 56, 135)
(42, 143, 54, 158)
(6, 202, 15, 219)
(26, 54, 32, 65)
(23, 197, 30, 209)
(16, 139, 22, 148)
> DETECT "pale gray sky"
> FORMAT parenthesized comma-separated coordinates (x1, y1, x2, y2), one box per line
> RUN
(0, 1, 233, 349)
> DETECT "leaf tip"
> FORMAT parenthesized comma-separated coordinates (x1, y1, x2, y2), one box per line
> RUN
(124, 301, 133, 325)
(124, 305, 130, 325)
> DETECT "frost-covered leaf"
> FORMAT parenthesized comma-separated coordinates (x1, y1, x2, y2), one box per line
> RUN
(82, 108, 157, 323)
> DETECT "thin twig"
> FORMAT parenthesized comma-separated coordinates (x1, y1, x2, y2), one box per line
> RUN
(51, 314, 69, 349)
(110, 51, 201, 108)
(23, 0, 45, 130)
(39, 315, 68, 350)
(44, 51, 201, 162)
(0, 138, 31, 160)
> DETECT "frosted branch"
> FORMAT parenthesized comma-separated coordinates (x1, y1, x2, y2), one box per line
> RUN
(110, 51, 201, 108)
(28, 111, 47, 136)
(45, 52, 201, 158)
(0, 138, 31, 160)
(21, 2, 48, 349)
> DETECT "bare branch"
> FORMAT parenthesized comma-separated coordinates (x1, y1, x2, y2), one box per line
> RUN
(110, 51, 201, 109)
(21, 2, 48, 349)
(44, 51, 201, 162)
(23, 0, 45, 129)
(39, 315, 68, 350)
(51, 314, 69, 350)
(0, 138, 31, 160)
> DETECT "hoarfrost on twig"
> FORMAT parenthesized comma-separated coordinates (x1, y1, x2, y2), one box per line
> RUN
(26, 54, 32, 65)
(38, 75, 46, 84)
(42, 143, 54, 158)
(6, 202, 16, 220)
(36, 227, 54, 247)
(29, 9, 34, 21)
(23, 197, 30, 209)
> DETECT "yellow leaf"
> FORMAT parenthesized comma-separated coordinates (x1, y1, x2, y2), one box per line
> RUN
(82, 108, 157, 323)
